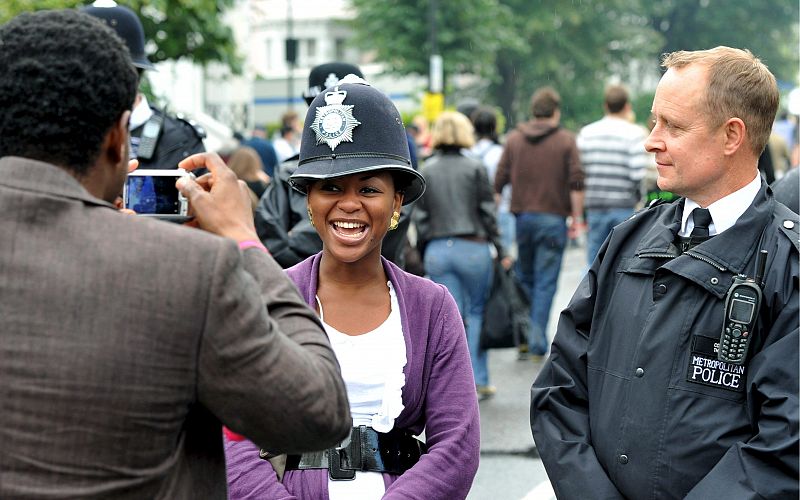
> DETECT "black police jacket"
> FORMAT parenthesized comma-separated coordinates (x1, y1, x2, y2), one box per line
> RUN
(131, 106, 205, 170)
(254, 157, 412, 269)
(531, 180, 799, 499)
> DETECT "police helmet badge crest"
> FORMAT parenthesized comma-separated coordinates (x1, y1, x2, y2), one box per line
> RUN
(323, 72, 340, 89)
(310, 86, 362, 151)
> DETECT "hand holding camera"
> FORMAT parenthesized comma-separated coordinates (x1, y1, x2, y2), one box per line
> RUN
(123, 168, 194, 221)
(176, 152, 260, 243)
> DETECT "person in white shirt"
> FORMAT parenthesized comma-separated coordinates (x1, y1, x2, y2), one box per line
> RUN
(577, 84, 650, 264)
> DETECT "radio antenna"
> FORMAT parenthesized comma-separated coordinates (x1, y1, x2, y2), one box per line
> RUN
(754, 250, 767, 288)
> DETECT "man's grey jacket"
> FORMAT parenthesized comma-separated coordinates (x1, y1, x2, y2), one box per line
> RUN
(0, 156, 350, 499)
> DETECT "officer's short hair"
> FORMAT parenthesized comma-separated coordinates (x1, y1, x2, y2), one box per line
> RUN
(531, 87, 560, 118)
(662, 46, 779, 155)
(0, 10, 138, 175)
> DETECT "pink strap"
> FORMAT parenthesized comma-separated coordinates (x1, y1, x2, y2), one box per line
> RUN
(238, 239, 268, 253)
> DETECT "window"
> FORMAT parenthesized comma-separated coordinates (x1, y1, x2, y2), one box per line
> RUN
(335, 38, 346, 61)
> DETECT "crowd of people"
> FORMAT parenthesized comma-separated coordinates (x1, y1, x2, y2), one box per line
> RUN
(0, 3, 798, 500)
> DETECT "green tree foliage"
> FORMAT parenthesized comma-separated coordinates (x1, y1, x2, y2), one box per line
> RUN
(646, 0, 798, 85)
(489, 0, 659, 129)
(348, 0, 513, 82)
(0, 0, 240, 73)
(349, 0, 799, 131)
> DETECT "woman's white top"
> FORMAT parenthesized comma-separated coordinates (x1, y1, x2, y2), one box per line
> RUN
(317, 281, 407, 500)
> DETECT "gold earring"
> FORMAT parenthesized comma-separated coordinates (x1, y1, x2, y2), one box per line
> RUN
(307, 206, 315, 227)
(389, 211, 400, 231)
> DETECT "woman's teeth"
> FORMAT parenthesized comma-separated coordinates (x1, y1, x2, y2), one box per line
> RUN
(332, 221, 366, 238)
(334, 221, 365, 229)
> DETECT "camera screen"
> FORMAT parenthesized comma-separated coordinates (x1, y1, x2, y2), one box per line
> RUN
(125, 175, 181, 215)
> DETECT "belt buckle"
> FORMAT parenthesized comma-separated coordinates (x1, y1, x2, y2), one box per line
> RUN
(329, 427, 360, 480)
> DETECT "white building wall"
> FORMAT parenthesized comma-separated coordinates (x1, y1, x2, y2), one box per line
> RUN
(148, 0, 425, 149)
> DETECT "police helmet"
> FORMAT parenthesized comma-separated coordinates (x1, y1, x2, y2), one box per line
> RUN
(81, 1, 154, 71)
(291, 76, 425, 205)
(303, 62, 364, 105)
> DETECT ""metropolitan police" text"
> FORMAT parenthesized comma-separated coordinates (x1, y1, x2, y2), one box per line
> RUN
(688, 355, 745, 390)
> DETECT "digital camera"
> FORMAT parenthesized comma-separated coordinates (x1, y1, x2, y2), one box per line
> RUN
(123, 169, 194, 222)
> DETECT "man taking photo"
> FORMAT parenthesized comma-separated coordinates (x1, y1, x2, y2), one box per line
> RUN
(0, 9, 350, 499)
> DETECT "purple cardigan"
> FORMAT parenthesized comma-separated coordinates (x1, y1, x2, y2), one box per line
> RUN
(225, 254, 480, 499)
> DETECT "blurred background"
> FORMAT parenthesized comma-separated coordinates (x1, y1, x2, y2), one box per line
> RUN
(1, 0, 797, 152)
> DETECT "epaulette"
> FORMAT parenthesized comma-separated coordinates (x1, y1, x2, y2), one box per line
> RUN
(774, 203, 799, 252)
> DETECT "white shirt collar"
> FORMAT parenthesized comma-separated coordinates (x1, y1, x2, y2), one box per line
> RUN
(129, 94, 153, 130)
(680, 173, 761, 236)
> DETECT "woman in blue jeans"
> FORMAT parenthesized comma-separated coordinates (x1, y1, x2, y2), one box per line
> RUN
(414, 111, 506, 398)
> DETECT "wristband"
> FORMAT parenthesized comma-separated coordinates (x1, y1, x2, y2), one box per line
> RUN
(238, 239, 268, 252)
(222, 426, 245, 442)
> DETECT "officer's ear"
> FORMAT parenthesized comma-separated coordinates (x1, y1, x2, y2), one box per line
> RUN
(722, 117, 746, 156)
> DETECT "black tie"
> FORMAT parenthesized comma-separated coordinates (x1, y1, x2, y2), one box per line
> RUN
(690, 208, 713, 238)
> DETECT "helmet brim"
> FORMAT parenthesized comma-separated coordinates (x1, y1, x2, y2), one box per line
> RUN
(132, 57, 156, 71)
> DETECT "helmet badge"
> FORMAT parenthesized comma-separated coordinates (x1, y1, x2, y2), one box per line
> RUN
(323, 72, 340, 89)
(310, 88, 361, 151)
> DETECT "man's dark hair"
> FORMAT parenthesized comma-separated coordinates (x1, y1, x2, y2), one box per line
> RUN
(470, 106, 499, 143)
(0, 10, 138, 175)
(531, 87, 560, 118)
(604, 85, 629, 114)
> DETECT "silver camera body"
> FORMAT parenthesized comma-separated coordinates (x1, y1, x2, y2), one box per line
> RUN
(123, 169, 194, 222)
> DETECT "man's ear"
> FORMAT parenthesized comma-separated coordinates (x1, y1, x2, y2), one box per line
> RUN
(723, 117, 746, 156)
(104, 110, 131, 165)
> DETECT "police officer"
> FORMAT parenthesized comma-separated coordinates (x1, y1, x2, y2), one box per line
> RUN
(531, 47, 798, 499)
(254, 62, 414, 269)
(82, 1, 205, 169)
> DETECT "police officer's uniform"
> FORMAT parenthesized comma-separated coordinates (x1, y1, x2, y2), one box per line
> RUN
(254, 159, 321, 267)
(531, 180, 799, 499)
(82, 2, 205, 170)
(129, 95, 206, 170)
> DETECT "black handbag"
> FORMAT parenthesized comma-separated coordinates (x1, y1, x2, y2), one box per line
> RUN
(480, 260, 531, 349)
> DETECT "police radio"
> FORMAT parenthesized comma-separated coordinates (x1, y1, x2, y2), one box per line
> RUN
(136, 114, 164, 160)
(719, 250, 767, 365)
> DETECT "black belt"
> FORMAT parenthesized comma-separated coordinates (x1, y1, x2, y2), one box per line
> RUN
(268, 426, 426, 480)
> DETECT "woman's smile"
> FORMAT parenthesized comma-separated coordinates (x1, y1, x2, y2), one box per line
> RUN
(330, 219, 370, 242)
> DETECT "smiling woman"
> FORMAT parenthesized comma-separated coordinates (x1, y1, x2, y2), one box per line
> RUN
(224, 76, 481, 500)
(307, 172, 399, 269)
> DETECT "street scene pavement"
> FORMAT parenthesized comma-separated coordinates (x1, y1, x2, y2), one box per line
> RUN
(468, 242, 587, 500)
